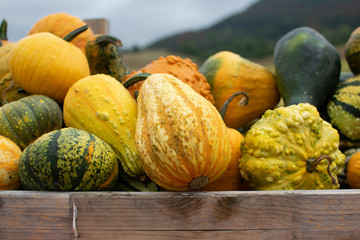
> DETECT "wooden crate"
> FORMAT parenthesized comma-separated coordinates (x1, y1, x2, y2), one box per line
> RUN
(1, 190, 360, 239)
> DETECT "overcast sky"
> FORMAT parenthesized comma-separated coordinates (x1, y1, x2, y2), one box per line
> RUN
(2, 0, 259, 49)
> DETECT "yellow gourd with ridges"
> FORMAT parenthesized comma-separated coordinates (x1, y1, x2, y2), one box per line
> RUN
(240, 103, 345, 190)
(135, 73, 231, 191)
(63, 74, 143, 177)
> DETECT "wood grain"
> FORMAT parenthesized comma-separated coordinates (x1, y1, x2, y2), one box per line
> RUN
(1, 190, 360, 239)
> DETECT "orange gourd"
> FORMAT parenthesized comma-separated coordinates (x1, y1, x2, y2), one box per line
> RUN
(123, 55, 215, 104)
(347, 152, 360, 189)
(0, 135, 22, 190)
(28, 12, 95, 52)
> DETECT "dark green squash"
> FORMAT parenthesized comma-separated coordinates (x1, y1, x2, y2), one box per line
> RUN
(274, 26, 341, 109)
(327, 75, 360, 141)
(18, 127, 119, 191)
(0, 95, 63, 149)
(85, 34, 129, 82)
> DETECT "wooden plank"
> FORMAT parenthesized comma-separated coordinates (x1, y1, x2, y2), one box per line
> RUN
(1, 190, 360, 239)
(84, 18, 110, 35)
(0, 191, 72, 239)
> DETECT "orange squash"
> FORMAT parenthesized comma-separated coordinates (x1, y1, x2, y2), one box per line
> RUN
(28, 12, 95, 52)
(347, 152, 360, 189)
(200, 51, 280, 129)
(0, 135, 22, 190)
(123, 55, 215, 104)
(135, 73, 231, 191)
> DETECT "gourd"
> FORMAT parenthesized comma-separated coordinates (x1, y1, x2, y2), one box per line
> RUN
(85, 34, 129, 82)
(0, 95, 63, 150)
(345, 26, 360, 75)
(115, 165, 158, 192)
(240, 103, 345, 190)
(199, 51, 280, 129)
(135, 73, 231, 191)
(123, 55, 215, 104)
(0, 19, 9, 45)
(327, 75, 360, 141)
(10, 25, 90, 103)
(27, 12, 95, 52)
(274, 27, 341, 109)
(202, 91, 249, 191)
(18, 127, 119, 191)
(0, 42, 30, 106)
(63, 74, 143, 178)
(0, 135, 22, 190)
(346, 151, 360, 189)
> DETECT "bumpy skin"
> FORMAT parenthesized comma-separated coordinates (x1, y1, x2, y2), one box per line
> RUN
(0, 95, 63, 150)
(63, 74, 143, 177)
(135, 73, 231, 191)
(18, 127, 118, 191)
(240, 103, 345, 190)
(123, 55, 214, 104)
(327, 75, 360, 140)
(0, 135, 22, 190)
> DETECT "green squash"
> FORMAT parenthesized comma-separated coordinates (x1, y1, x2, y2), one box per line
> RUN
(0, 95, 63, 149)
(18, 127, 119, 191)
(274, 26, 341, 109)
(327, 75, 360, 141)
(345, 26, 360, 75)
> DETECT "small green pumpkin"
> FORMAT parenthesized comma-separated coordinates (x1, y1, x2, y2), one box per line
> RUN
(18, 127, 119, 191)
(0, 95, 63, 150)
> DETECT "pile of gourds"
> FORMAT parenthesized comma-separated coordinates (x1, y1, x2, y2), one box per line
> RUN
(1, 12, 360, 192)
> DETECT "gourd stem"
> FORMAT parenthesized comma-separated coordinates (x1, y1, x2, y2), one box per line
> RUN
(1, 81, 14, 106)
(306, 155, 337, 185)
(94, 35, 123, 47)
(122, 73, 152, 89)
(219, 91, 249, 120)
(63, 25, 88, 42)
(0, 19, 8, 41)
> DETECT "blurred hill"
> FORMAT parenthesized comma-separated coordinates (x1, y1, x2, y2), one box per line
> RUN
(142, 0, 360, 63)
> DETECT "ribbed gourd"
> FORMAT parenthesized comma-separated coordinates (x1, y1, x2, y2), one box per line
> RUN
(63, 74, 143, 178)
(18, 127, 119, 191)
(327, 75, 360, 141)
(0, 95, 63, 150)
(135, 73, 231, 191)
(240, 103, 345, 190)
(0, 135, 22, 190)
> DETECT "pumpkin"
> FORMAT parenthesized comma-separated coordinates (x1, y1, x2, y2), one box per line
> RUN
(345, 26, 360, 75)
(240, 103, 345, 190)
(199, 51, 280, 129)
(202, 91, 249, 191)
(346, 151, 360, 189)
(0, 42, 30, 106)
(327, 75, 360, 141)
(0, 19, 9, 45)
(274, 27, 340, 109)
(63, 74, 142, 178)
(85, 34, 129, 82)
(28, 12, 95, 52)
(123, 55, 215, 104)
(0, 135, 22, 190)
(0, 95, 63, 150)
(10, 25, 90, 103)
(135, 73, 231, 191)
(18, 127, 118, 191)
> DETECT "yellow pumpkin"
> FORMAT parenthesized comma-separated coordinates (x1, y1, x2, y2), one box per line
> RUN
(0, 135, 22, 190)
(200, 51, 280, 129)
(347, 152, 360, 189)
(135, 73, 231, 191)
(28, 12, 95, 52)
(9, 26, 90, 103)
